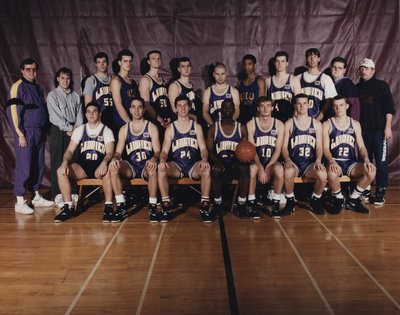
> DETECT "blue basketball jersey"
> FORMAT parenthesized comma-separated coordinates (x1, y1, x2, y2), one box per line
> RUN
(289, 118, 317, 172)
(92, 75, 113, 112)
(146, 74, 172, 121)
(125, 121, 153, 172)
(253, 117, 278, 167)
(112, 74, 138, 127)
(78, 124, 106, 170)
(209, 85, 232, 122)
(214, 121, 241, 166)
(329, 118, 356, 166)
(268, 75, 294, 122)
(238, 76, 260, 121)
(299, 72, 324, 118)
(176, 80, 196, 115)
(171, 120, 200, 164)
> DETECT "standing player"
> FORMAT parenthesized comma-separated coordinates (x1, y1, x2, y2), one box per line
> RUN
(158, 95, 211, 222)
(282, 94, 327, 215)
(236, 54, 266, 124)
(323, 96, 376, 214)
(202, 63, 240, 125)
(168, 57, 198, 121)
(247, 96, 285, 218)
(139, 50, 172, 129)
(55, 102, 115, 222)
(110, 49, 139, 135)
(297, 48, 337, 120)
(329, 57, 360, 120)
(83, 52, 114, 127)
(266, 51, 302, 122)
(207, 99, 250, 219)
(106, 97, 160, 222)
(6, 58, 53, 214)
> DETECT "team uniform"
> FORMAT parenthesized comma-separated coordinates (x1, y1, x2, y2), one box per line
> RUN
(288, 118, 317, 176)
(145, 74, 172, 123)
(170, 120, 201, 179)
(83, 74, 113, 112)
(214, 121, 241, 170)
(6, 78, 48, 196)
(297, 72, 337, 118)
(111, 74, 138, 128)
(237, 76, 260, 123)
(253, 117, 278, 167)
(124, 121, 154, 180)
(175, 80, 197, 116)
(72, 123, 114, 178)
(268, 75, 295, 122)
(328, 118, 357, 176)
(209, 85, 233, 122)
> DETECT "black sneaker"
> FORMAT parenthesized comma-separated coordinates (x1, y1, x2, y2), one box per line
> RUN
(330, 197, 344, 215)
(346, 198, 369, 214)
(148, 204, 158, 222)
(161, 201, 171, 222)
(372, 187, 385, 205)
(310, 196, 324, 215)
(54, 204, 75, 222)
(111, 203, 128, 222)
(360, 189, 371, 202)
(248, 200, 260, 219)
(102, 204, 114, 222)
(271, 200, 281, 219)
(281, 197, 295, 216)
(200, 201, 212, 222)
(238, 204, 248, 219)
(213, 203, 223, 219)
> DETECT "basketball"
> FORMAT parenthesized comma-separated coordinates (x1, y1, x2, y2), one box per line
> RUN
(235, 141, 256, 162)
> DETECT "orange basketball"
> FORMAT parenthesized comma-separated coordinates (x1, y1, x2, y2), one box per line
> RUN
(235, 141, 256, 162)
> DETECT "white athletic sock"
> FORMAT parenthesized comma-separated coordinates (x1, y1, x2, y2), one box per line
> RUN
(332, 189, 344, 199)
(350, 185, 364, 200)
(16, 196, 25, 204)
(273, 193, 281, 201)
(285, 193, 294, 199)
(238, 196, 246, 205)
(248, 194, 256, 201)
(105, 201, 113, 205)
(115, 194, 125, 204)
(34, 191, 41, 199)
(65, 201, 73, 207)
(214, 197, 222, 205)
(149, 197, 157, 205)
(312, 192, 322, 199)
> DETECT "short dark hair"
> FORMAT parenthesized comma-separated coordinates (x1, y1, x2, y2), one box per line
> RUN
(294, 93, 309, 102)
(85, 102, 101, 113)
(330, 56, 347, 68)
(274, 51, 289, 62)
(147, 50, 162, 60)
(94, 52, 109, 64)
(117, 49, 133, 61)
(305, 48, 320, 58)
(54, 67, 73, 88)
(242, 54, 256, 64)
(333, 94, 347, 103)
(257, 96, 274, 107)
(130, 96, 145, 106)
(174, 95, 190, 107)
(20, 58, 38, 70)
(221, 98, 234, 108)
(178, 57, 191, 66)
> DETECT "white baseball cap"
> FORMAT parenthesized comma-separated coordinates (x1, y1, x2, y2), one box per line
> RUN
(359, 58, 375, 68)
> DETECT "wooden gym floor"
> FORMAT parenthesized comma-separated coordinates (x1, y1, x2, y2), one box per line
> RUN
(1, 186, 400, 315)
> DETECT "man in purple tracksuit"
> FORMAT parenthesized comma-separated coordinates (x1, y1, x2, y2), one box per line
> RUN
(6, 58, 53, 214)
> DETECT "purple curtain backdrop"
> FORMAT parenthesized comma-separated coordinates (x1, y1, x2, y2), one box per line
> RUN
(0, 0, 398, 188)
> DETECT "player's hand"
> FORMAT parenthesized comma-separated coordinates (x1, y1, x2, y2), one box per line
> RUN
(364, 161, 376, 174)
(211, 160, 225, 172)
(59, 163, 69, 176)
(328, 161, 341, 175)
(95, 161, 108, 177)
(384, 127, 392, 140)
(66, 131, 73, 137)
(284, 160, 295, 169)
(109, 158, 120, 171)
(18, 136, 27, 148)
(199, 160, 210, 172)
(145, 158, 157, 172)
(258, 166, 268, 184)
(314, 160, 325, 171)
(158, 160, 169, 172)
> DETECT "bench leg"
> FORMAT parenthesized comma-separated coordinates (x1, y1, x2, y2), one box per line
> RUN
(76, 185, 84, 212)
(230, 183, 239, 212)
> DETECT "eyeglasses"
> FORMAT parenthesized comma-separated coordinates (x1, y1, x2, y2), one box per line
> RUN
(24, 68, 37, 73)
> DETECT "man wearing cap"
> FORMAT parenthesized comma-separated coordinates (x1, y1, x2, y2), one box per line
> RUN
(357, 58, 395, 204)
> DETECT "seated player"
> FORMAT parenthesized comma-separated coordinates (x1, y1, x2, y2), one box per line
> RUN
(207, 99, 249, 219)
(282, 94, 327, 215)
(55, 102, 115, 222)
(247, 96, 285, 218)
(158, 95, 211, 222)
(106, 97, 160, 222)
(323, 95, 376, 214)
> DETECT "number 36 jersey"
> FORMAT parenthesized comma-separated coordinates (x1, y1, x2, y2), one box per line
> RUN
(289, 117, 316, 168)
(253, 117, 278, 168)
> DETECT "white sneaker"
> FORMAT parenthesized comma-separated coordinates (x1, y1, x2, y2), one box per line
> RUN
(32, 195, 54, 207)
(55, 194, 79, 208)
(15, 201, 35, 214)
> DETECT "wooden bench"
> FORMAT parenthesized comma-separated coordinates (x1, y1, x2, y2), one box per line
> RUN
(293, 175, 351, 183)
(76, 178, 239, 212)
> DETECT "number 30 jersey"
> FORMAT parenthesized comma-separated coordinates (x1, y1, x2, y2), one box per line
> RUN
(253, 117, 278, 167)
(289, 117, 316, 168)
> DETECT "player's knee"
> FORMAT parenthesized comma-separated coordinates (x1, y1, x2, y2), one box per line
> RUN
(327, 170, 338, 181)
(274, 164, 284, 177)
(211, 168, 222, 179)
(284, 167, 296, 179)
(316, 170, 327, 181)
(238, 162, 249, 175)
(249, 164, 258, 178)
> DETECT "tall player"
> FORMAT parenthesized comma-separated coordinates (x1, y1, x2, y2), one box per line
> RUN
(83, 52, 114, 127)
(236, 54, 266, 124)
(55, 102, 115, 222)
(297, 48, 337, 120)
(106, 97, 160, 222)
(139, 50, 172, 129)
(158, 95, 211, 222)
(266, 51, 302, 122)
(247, 97, 285, 218)
(168, 57, 198, 121)
(323, 95, 376, 214)
(207, 99, 250, 219)
(110, 49, 139, 135)
(282, 94, 327, 215)
(202, 63, 240, 125)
